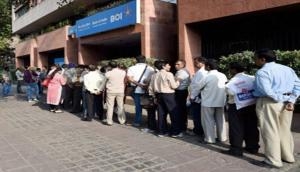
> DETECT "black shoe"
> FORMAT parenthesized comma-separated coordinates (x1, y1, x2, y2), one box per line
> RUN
(199, 140, 215, 144)
(221, 150, 243, 157)
(244, 148, 258, 154)
(251, 161, 281, 169)
(81, 118, 87, 121)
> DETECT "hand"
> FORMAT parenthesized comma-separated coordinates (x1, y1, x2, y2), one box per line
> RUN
(153, 97, 158, 105)
(285, 102, 294, 111)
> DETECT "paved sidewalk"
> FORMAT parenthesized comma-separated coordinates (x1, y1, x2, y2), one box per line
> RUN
(0, 90, 300, 171)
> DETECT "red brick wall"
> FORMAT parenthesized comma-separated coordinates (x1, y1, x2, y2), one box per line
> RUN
(178, 0, 300, 72)
(142, 0, 177, 60)
(37, 27, 67, 53)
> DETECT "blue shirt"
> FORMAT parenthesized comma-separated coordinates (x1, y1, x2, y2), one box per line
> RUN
(253, 62, 300, 103)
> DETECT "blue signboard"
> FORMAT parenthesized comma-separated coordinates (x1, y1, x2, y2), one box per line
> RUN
(68, 26, 76, 36)
(54, 57, 64, 66)
(75, 0, 140, 38)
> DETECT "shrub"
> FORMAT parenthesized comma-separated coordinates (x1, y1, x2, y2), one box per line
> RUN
(219, 50, 300, 77)
(219, 50, 300, 112)
(97, 57, 157, 69)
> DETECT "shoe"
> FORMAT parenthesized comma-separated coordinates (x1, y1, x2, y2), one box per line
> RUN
(141, 128, 154, 133)
(157, 134, 165, 138)
(54, 110, 63, 113)
(244, 148, 258, 154)
(185, 130, 196, 136)
(50, 109, 55, 112)
(33, 98, 39, 102)
(132, 123, 141, 127)
(81, 118, 87, 121)
(221, 150, 243, 157)
(199, 140, 215, 144)
(251, 160, 281, 169)
(28, 100, 34, 103)
(106, 122, 113, 126)
(171, 133, 183, 138)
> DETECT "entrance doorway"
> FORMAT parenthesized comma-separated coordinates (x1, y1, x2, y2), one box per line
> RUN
(193, 4, 300, 58)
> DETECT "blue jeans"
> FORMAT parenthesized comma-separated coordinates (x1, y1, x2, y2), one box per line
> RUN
(132, 93, 143, 124)
(2, 83, 11, 96)
(27, 83, 39, 100)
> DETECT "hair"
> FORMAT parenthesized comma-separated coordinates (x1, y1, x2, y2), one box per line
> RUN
(254, 48, 276, 62)
(88, 65, 97, 71)
(156, 60, 169, 70)
(135, 55, 146, 63)
(49, 67, 62, 79)
(154, 60, 161, 69)
(229, 62, 245, 73)
(62, 64, 68, 68)
(4, 66, 9, 71)
(176, 59, 186, 67)
(205, 59, 218, 70)
(193, 56, 207, 64)
(108, 61, 118, 68)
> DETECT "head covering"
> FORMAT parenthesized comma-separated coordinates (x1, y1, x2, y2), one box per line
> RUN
(68, 63, 76, 68)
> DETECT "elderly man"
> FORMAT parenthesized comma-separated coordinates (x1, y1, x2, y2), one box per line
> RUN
(253, 48, 300, 168)
(196, 59, 228, 144)
(83, 65, 106, 121)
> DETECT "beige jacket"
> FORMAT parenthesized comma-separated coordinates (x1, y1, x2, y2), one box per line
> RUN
(149, 69, 179, 95)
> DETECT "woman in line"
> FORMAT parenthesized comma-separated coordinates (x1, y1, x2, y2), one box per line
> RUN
(47, 67, 66, 113)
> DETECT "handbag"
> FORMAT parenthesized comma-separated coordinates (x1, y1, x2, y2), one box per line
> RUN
(125, 85, 136, 96)
(140, 93, 155, 109)
(125, 65, 148, 96)
(41, 77, 51, 87)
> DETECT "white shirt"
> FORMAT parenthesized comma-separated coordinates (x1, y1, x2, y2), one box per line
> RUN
(175, 68, 191, 90)
(84, 70, 106, 94)
(15, 70, 24, 81)
(127, 63, 155, 94)
(226, 72, 256, 110)
(197, 70, 228, 107)
(190, 67, 208, 102)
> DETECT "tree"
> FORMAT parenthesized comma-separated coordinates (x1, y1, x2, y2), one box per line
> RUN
(0, 0, 13, 69)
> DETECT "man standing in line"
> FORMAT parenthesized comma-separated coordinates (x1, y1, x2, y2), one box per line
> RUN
(83, 65, 106, 121)
(105, 61, 127, 125)
(189, 57, 208, 136)
(127, 55, 154, 127)
(2, 66, 12, 97)
(196, 59, 228, 144)
(15, 66, 25, 94)
(174, 59, 191, 134)
(253, 48, 300, 168)
(148, 60, 181, 137)
(223, 62, 260, 157)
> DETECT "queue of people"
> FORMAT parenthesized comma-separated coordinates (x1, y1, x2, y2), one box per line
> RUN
(1, 48, 299, 169)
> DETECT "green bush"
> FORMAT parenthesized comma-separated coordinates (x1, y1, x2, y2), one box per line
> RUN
(98, 57, 157, 69)
(219, 50, 300, 77)
(219, 50, 300, 111)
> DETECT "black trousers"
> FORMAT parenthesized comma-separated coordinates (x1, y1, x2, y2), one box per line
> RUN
(63, 85, 73, 109)
(175, 89, 188, 132)
(71, 86, 82, 113)
(16, 80, 23, 93)
(191, 102, 204, 136)
(156, 93, 180, 135)
(94, 93, 104, 120)
(85, 91, 104, 120)
(147, 106, 157, 131)
(227, 104, 260, 153)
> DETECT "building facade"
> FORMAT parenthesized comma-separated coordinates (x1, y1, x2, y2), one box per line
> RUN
(13, 0, 177, 68)
(178, 0, 300, 71)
